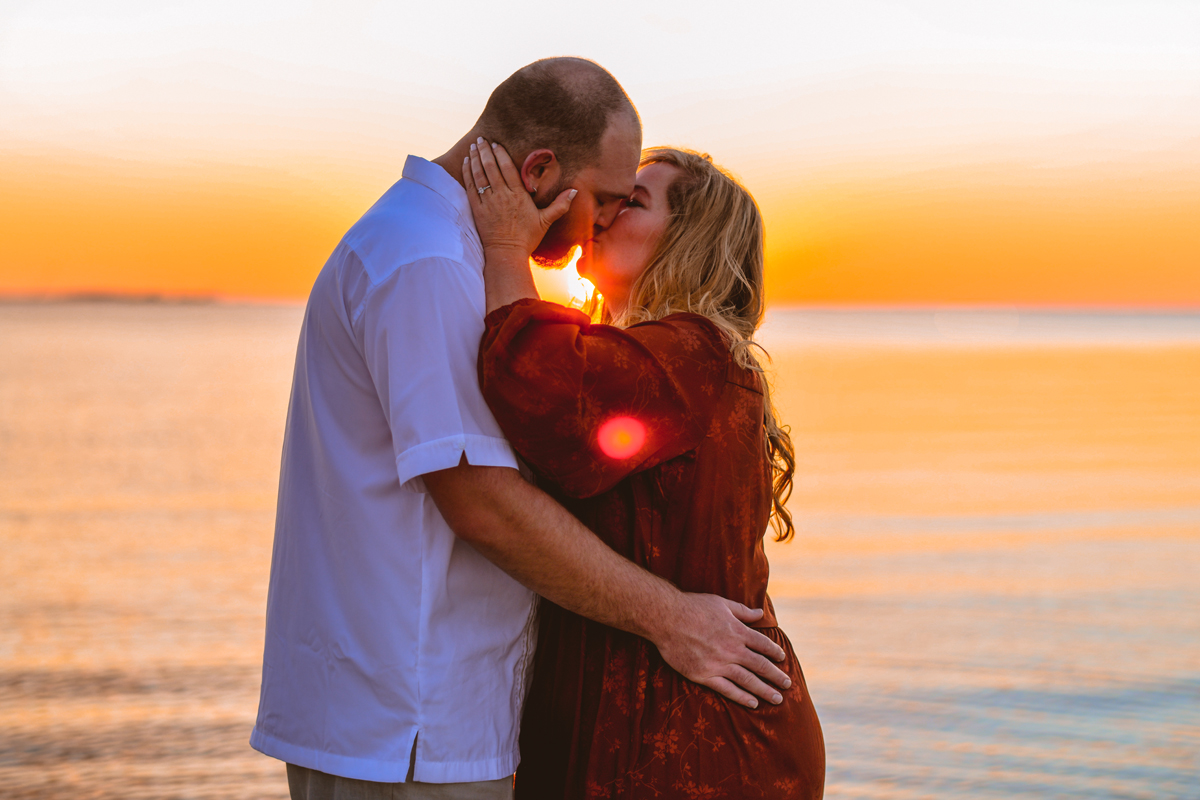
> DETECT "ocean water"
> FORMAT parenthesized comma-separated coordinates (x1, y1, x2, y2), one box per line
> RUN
(1, 303, 1197, 799)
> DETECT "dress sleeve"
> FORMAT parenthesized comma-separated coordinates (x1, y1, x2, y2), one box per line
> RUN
(478, 298, 730, 498)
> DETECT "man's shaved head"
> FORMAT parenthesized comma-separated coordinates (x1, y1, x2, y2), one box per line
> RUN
(477, 57, 640, 178)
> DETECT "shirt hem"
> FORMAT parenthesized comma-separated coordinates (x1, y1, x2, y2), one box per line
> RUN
(250, 727, 518, 784)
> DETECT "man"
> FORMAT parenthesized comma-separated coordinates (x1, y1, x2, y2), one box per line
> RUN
(252, 57, 791, 799)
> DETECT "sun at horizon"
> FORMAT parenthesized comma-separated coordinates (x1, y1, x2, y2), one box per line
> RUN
(531, 247, 598, 310)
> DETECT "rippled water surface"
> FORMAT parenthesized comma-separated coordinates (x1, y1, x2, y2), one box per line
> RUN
(2, 303, 1197, 798)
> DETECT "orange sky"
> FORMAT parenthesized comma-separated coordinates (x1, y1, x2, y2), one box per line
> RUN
(2, 2, 1198, 306)
(3, 144, 1196, 307)
(760, 155, 1200, 306)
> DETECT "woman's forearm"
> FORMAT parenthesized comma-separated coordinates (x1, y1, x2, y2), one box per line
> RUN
(483, 247, 540, 315)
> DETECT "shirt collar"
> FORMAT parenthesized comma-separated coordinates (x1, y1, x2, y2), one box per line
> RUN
(401, 155, 471, 223)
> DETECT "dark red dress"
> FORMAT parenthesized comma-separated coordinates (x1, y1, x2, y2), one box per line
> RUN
(479, 299, 825, 800)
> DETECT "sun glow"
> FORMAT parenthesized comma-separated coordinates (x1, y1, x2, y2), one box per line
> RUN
(528, 244, 597, 309)
(531, 246, 598, 310)
(564, 247, 596, 310)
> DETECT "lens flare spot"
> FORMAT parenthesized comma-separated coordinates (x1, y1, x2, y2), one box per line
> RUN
(596, 416, 646, 460)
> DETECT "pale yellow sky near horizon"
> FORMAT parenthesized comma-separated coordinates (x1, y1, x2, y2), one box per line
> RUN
(1, 0, 1198, 304)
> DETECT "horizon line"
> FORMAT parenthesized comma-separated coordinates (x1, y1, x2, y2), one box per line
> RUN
(3, 291, 1199, 313)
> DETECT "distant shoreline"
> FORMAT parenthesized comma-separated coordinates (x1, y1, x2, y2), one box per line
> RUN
(2, 293, 1198, 314)
(0, 293, 303, 307)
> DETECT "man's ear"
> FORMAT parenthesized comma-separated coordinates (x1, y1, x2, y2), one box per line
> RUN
(520, 149, 560, 199)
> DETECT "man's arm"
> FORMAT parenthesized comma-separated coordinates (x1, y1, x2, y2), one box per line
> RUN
(423, 456, 792, 708)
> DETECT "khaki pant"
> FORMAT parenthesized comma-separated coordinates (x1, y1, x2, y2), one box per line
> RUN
(287, 764, 514, 800)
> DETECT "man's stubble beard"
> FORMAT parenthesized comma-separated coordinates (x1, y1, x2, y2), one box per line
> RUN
(530, 176, 576, 269)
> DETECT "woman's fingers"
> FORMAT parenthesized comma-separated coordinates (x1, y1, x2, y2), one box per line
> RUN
(474, 137, 506, 193)
(461, 157, 480, 207)
(469, 144, 490, 196)
(489, 141, 524, 191)
(539, 188, 577, 231)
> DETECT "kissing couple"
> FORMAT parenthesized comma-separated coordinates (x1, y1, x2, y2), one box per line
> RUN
(252, 57, 825, 800)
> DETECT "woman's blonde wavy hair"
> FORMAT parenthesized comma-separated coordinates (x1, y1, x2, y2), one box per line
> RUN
(607, 147, 796, 543)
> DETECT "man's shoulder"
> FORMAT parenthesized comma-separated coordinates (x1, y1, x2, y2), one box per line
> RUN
(343, 179, 471, 285)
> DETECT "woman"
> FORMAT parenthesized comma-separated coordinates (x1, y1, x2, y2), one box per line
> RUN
(464, 142, 824, 799)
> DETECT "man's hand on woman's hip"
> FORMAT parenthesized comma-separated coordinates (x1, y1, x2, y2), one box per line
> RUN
(652, 593, 795, 709)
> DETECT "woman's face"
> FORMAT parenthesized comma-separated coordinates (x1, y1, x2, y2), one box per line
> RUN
(578, 161, 681, 312)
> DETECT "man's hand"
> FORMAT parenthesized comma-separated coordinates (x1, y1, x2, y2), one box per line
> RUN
(653, 593, 794, 708)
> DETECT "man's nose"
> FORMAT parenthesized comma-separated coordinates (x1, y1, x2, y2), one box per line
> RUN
(594, 200, 624, 231)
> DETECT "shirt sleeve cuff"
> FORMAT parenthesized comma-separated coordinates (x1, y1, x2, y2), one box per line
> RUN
(394, 434, 520, 493)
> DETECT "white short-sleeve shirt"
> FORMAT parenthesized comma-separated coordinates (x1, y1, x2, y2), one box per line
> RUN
(251, 156, 538, 783)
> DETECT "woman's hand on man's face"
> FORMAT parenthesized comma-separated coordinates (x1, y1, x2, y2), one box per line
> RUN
(463, 137, 576, 263)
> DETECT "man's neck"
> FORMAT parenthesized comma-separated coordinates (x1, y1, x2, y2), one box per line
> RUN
(431, 130, 483, 191)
